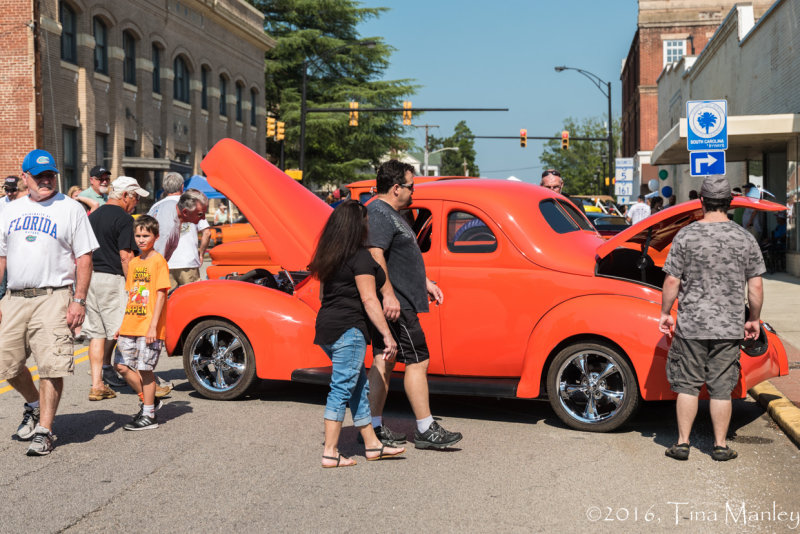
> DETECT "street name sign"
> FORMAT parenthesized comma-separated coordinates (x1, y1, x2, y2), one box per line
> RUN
(690, 150, 726, 177)
(686, 100, 728, 151)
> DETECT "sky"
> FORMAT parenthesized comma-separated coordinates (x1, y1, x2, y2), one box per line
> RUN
(360, 0, 639, 182)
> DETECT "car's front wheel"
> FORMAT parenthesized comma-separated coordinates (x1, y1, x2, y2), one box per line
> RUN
(183, 319, 257, 400)
(546, 342, 639, 432)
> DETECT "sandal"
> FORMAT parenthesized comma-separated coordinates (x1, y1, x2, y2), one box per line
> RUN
(365, 444, 405, 461)
(665, 443, 690, 461)
(322, 453, 356, 468)
(711, 445, 738, 461)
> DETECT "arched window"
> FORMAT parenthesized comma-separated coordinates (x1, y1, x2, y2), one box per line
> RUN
(201, 66, 210, 110)
(250, 88, 257, 126)
(219, 75, 227, 116)
(174, 56, 190, 103)
(151, 44, 161, 93)
(123, 31, 137, 85)
(235, 82, 244, 122)
(60, 2, 77, 63)
(93, 17, 108, 73)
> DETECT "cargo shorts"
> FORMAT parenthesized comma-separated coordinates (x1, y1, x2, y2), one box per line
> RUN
(666, 336, 741, 400)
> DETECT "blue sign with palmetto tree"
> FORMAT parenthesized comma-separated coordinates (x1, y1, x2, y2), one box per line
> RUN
(686, 100, 728, 151)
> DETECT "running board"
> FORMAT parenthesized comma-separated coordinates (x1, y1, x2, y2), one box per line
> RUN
(290, 366, 519, 398)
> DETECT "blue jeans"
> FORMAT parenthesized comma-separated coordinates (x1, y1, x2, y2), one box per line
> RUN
(320, 328, 371, 427)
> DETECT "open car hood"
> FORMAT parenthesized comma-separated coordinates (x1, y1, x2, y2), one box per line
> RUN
(596, 197, 787, 261)
(201, 139, 331, 270)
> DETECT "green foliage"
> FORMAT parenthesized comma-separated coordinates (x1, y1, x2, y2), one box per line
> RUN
(428, 121, 480, 176)
(539, 116, 620, 195)
(248, 0, 417, 186)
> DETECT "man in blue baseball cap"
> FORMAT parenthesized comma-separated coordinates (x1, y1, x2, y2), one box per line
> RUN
(0, 148, 99, 456)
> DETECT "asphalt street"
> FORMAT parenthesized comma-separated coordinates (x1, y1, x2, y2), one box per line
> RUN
(1, 347, 799, 533)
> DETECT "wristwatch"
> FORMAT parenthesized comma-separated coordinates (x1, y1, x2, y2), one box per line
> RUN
(72, 297, 86, 306)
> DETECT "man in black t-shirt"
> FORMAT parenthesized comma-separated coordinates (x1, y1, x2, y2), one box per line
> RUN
(366, 160, 462, 450)
(84, 177, 148, 400)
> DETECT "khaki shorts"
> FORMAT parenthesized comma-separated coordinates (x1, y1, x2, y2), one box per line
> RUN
(82, 272, 126, 340)
(666, 336, 741, 400)
(0, 289, 74, 380)
(169, 267, 200, 291)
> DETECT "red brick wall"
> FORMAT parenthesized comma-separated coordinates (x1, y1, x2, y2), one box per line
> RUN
(0, 1, 35, 178)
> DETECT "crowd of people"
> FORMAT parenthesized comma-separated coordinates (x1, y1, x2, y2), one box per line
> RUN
(0, 150, 208, 455)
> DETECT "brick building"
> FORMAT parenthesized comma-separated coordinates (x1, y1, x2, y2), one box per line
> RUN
(620, 0, 771, 196)
(0, 0, 274, 207)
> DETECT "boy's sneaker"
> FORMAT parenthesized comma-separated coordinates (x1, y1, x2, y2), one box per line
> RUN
(124, 414, 158, 431)
(132, 398, 164, 421)
(414, 421, 463, 450)
(102, 366, 127, 387)
(26, 427, 56, 456)
(16, 403, 40, 441)
(88, 384, 117, 401)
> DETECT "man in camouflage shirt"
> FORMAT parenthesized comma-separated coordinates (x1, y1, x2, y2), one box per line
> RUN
(659, 175, 764, 462)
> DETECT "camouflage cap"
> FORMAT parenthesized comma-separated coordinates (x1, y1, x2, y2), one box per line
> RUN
(700, 175, 732, 199)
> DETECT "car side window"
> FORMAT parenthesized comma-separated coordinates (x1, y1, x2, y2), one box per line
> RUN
(558, 200, 594, 231)
(400, 208, 433, 253)
(447, 211, 497, 253)
(540, 199, 579, 234)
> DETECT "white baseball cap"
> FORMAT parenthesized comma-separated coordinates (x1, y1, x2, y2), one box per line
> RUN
(110, 176, 150, 197)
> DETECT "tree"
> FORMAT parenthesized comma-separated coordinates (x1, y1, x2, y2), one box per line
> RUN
(428, 121, 480, 176)
(248, 0, 417, 187)
(539, 116, 620, 195)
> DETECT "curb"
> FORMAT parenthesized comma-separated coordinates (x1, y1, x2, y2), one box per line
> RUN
(749, 381, 800, 448)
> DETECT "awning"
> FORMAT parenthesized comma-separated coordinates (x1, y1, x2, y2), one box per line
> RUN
(121, 157, 172, 170)
(651, 113, 800, 165)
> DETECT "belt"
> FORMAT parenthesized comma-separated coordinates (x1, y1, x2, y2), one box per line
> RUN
(8, 286, 71, 298)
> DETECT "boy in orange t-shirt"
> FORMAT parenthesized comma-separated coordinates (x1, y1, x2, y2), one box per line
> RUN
(114, 215, 170, 431)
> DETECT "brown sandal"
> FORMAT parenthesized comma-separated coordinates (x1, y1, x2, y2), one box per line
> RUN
(322, 453, 356, 468)
(365, 444, 405, 461)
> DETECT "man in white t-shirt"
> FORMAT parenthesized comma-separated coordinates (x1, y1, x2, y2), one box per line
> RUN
(148, 173, 208, 263)
(626, 195, 651, 225)
(0, 149, 99, 456)
(168, 218, 211, 290)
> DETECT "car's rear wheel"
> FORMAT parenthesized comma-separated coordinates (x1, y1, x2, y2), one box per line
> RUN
(546, 342, 639, 432)
(183, 319, 257, 400)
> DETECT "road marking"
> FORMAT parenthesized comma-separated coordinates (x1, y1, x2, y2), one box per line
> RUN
(0, 346, 89, 395)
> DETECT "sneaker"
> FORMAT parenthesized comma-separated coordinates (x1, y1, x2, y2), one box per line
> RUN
(155, 383, 173, 398)
(16, 404, 40, 441)
(414, 421, 462, 450)
(132, 398, 164, 421)
(124, 414, 158, 431)
(26, 427, 56, 456)
(88, 384, 117, 401)
(357, 424, 407, 446)
(102, 366, 126, 387)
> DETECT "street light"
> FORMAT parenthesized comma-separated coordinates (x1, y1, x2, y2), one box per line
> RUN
(300, 40, 376, 177)
(424, 146, 459, 176)
(554, 65, 614, 194)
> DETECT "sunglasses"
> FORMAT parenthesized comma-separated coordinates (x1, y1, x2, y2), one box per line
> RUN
(397, 183, 414, 192)
(542, 169, 561, 178)
(31, 171, 57, 179)
(4, 187, 17, 192)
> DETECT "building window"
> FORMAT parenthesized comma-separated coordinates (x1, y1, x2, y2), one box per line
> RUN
(93, 17, 108, 74)
(95, 133, 110, 169)
(219, 75, 227, 116)
(201, 66, 209, 110)
(124, 138, 136, 157)
(174, 56, 190, 103)
(60, 2, 77, 64)
(152, 44, 161, 93)
(250, 88, 257, 126)
(123, 31, 137, 85)
(62, 127, 78, 189)
(663, 39, 686, 66)
(235, 82, 243, 122)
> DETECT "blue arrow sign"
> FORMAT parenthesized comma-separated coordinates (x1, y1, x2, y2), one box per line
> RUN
(687, 100, 728, 150)
(690, 150, 726, 176)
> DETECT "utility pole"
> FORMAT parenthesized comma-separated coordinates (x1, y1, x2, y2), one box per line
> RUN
(414, 124, 439, 176)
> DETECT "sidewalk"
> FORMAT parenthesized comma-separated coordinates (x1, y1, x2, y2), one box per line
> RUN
(750, 272, 800, 447)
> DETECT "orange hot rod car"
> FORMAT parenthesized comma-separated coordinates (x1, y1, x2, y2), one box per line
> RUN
(166, 139, 789, 432)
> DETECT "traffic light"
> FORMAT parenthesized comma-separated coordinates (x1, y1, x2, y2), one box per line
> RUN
(520, 129, 527, 148)
(276, 121, 285, 141)
(267, 116, 276, 137)
(349, 101, 359, 126)
(403, 101, 412, 125)
(561, 130, 569, 150)
(604, 177, 610, 186)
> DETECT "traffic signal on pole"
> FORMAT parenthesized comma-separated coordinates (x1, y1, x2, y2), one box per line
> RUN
(520, 129, 527, 148)
(349, 101, 359, 126)
(276, 121, 285, 141)
(604, 177, 610, 186)
(267, 116, 276, 137)
(561, 130, 569, 150)
(403, 101, 412, 125)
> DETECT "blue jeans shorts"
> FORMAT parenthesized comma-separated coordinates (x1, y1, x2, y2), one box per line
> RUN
(319, 327, 371, 427)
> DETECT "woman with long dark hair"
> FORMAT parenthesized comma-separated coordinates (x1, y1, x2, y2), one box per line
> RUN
(310, 200, 404, 467)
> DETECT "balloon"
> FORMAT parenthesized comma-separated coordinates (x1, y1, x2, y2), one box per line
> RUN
(662, 186, 673, 198)
(648, 178, 659, 191)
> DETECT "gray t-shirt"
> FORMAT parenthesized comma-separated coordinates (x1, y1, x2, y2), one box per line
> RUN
(367, 199, 428, 313)
(148, 197, 180, 261)
(663, 220, 765, 339)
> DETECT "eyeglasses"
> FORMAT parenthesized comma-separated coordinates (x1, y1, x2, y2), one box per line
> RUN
(543, 184, 562, 191)
(397, 183, 414, 192)
(31, 171, 57, 179)
(93, 176, 110, 182)
(541, 169, 561, 178)
(3, 187, 17, 193)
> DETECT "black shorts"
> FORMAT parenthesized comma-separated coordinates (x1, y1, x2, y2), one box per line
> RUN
(371, 308, 430, 364)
